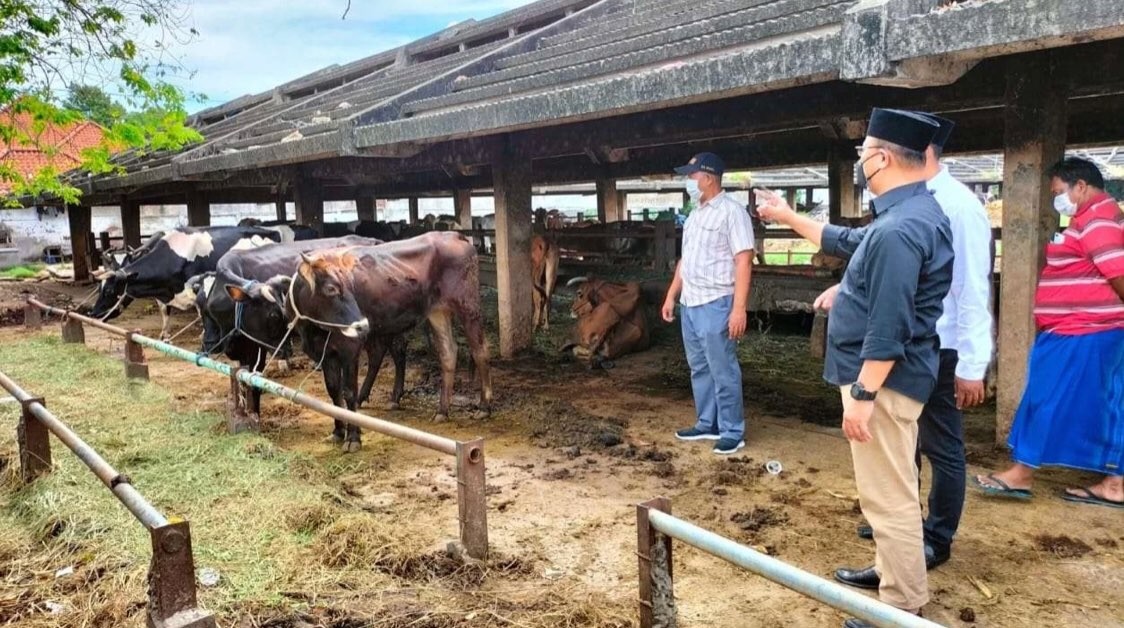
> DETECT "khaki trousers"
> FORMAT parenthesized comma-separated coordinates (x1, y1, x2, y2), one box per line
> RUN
(839, 385, 929, 612)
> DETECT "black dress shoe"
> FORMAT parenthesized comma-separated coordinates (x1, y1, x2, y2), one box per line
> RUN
(927, 544, 951, 569)
(856, 524, 873, 540)
(834, 566, 880, 590)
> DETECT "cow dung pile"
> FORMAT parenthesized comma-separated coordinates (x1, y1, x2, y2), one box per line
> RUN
(524, 398, 626, 450)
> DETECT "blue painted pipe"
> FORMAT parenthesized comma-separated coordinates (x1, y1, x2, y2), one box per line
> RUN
(647, 509, 944, 628)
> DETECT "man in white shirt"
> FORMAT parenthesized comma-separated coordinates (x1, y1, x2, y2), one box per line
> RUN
(819, 114, 994, 580)
(661, 153, 755, 455)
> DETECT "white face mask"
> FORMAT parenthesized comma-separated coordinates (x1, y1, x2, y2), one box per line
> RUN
(1053, 191, 1077, 217)
(685, 178, 702, 201)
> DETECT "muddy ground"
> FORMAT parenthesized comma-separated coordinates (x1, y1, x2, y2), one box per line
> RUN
(0, 281, 1121, 627)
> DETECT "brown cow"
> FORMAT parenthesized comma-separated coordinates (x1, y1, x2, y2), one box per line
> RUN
(562, 277, 650, 368)
(531, 235, 560, 332)
(276, 232, 492, 450)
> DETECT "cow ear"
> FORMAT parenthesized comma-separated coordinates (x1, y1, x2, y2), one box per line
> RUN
(225, 284, 248, 302)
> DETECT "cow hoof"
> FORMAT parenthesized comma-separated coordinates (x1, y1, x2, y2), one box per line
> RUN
(471, 408, 490, 420)
(327, 433, 345, 444)
(341, 440, 362, 453)
(387, 401, 401, 411)
(433, 413, 449, 423)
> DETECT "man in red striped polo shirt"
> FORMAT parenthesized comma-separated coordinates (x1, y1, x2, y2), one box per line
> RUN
(974, 157, 1124, 509)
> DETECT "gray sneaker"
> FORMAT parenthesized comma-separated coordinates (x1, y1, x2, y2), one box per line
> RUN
(675, 427, 720, 441)
(713, 438, 746, 455)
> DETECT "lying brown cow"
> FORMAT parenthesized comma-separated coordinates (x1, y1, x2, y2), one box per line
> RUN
(531, 235, 560, 332)
(562, 276, 650, 369)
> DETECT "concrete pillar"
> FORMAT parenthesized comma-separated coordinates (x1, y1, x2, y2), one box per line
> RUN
(186, 191, 210, 227)
(274, 191, 288, 222)
(828, 142, 860, 223)
(294, 178, 324, 232)
(454, 189, 472, 228)
(121, 198, 142, 248)
(408, 197, 420, 225)
(617, 190, 628, 222)
(596, 178, 618, 223)
(492, 143, 535, 358)
(996, 52, 1066, 443)
(356, 195, 376, 222)
(67, 205, 92, 282)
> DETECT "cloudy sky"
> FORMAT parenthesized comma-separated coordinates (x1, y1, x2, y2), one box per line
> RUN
(168, 0, 530, 112)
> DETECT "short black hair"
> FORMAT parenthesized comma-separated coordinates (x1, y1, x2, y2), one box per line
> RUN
(1048, 157, 1105, 189)
(930, 144, 944, 159)
(874, 140, 926, 168)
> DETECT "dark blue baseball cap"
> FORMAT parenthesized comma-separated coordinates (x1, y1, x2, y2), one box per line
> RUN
(674, 152, 725, 177)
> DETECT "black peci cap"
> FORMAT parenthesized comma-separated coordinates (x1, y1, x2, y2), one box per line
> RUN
(912, 111, 956, 148)
(866, 108, 940, 153)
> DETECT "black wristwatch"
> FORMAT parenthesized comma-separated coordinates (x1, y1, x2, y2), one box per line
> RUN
(850, 382, 878, 402)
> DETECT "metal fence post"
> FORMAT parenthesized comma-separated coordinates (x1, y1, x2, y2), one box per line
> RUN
(23, 298, 41, 330)
(17, 397, 51, 483)
(61, 314, 85, 344)
(226, 368, 259, 434)
(637, 497, 677, 628)
(455, 438, 489, 560)
(147, 521, 216, 628)
(125, 330, 150, 381)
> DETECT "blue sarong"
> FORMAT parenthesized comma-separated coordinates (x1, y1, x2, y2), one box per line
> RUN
(1008, 329, 1124, 475)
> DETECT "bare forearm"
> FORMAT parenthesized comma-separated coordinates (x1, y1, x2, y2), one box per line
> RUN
(858, 360, 895, 391)
(785, 212, 828, 247)
(733, 253, 752, 311)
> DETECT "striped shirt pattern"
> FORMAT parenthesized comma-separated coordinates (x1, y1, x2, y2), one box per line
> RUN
(680, 192, 755, 307)
(1034, 193, 1124, 334)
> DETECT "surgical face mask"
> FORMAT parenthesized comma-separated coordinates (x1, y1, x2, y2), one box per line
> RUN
(1053, 191, 1077, 216)
(685, 178, 702, 201)
(858, 151, 885, 191)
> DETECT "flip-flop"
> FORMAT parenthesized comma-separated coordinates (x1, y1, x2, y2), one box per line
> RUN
(1061, 487, 1124, 510)
(972, 473, 1033, 500)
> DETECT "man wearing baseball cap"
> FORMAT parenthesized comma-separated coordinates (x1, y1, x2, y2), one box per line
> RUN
(662, 152, 756, 455)
(756, 109, 954, 623)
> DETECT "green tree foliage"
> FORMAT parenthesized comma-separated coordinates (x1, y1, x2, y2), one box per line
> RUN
(63, 84, 123, 126)
(1, 1, 205, 205)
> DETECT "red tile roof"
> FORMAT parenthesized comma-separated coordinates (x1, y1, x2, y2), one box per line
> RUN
(0, 110, 105, 192)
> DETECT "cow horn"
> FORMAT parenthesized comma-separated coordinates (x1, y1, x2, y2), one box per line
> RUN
(559, 342, 578, 355)
(92, 269, 110, 280)
(261, 284, 277, 304)
(566, 276, 589, 287)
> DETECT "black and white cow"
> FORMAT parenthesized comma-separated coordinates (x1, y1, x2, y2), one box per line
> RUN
(89, 226, 282, 338)
(236, 218, 320, 242)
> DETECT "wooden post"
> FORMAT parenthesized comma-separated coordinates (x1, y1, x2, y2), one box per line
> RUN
(596, 178, 619, 223)
(124, 331, 150, 381)
(408, 197, 420, 225)
(637, 497, 676, 628)
(274, 191, 288, 222)
(492, 140, 535, 358)
(294, 178, 324, 232)
(456, 438, 489, 560)
(66, 205, 92, 283)
(785, 188, 797, 210)
(681, 191, 690, 211)
(355, 195, 376, 222)
(803, 187, 815, 211)
(186, 191, 210, 227)
(147, 521, 217, 628)
(23, 299, 41, 330)
(18, 397, 51, 483)
(99, 231, 111, 254)
(226, 368, 259, 434)
(997, 52, 1066, 443)
(85, 232, 99, 276)
(617, 190, 628, 222)
(121, 198, 142, 248)
(61, 315, 85, 344)
(454, 189, 472, 228)
(828, 142, 859, 223)
(810, 312, 828, 359)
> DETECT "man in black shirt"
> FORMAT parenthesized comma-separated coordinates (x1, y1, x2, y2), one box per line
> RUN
(756, 108, 953, 625)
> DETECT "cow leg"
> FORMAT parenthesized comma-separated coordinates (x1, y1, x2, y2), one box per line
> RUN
(426, 308, 457, 422)
(321, 356, 347, 444)
(532, 285, 543, 331)
(358, 337, 388, 409)
(158, 301, 172, 340)
(543, 252, 559, 331)
(341, 353, 362, 453)
(452, 300, 492, 418)
(389, 335, 407, 409)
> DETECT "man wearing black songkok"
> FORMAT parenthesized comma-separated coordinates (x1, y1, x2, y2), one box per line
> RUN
(755, 108, 954, 624)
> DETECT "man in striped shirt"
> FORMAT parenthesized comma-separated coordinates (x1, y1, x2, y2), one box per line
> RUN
(975, 157, 1124, 509)
(662, 152, 755, 455)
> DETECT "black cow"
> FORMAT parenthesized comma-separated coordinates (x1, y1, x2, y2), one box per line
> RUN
(200, 236, 408, 426)
(89, 226, 282, 338)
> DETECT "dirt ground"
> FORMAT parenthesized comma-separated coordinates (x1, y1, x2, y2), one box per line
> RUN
(0, 280, 1122, 627)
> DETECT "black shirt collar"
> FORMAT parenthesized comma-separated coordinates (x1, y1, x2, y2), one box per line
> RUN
(869, 181, 930, 217)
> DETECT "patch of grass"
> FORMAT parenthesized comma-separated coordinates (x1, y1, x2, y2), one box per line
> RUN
(0, 264, 44, 280)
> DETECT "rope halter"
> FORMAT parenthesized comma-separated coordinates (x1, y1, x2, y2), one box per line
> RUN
(286, 269, 370, 339)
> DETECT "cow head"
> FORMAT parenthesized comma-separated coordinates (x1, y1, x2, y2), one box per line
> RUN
(89, 268, 137, 319)
(222, 275, 295, 354)
(566, 276, 602, 319)
(287, 251, 370, 339)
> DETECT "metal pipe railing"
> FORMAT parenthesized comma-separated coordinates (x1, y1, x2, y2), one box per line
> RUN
(0, 369, 215, 627)
(25, 297, 488, 558)
(638, 499, 943, 628)
(0, 371, 167, 528)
